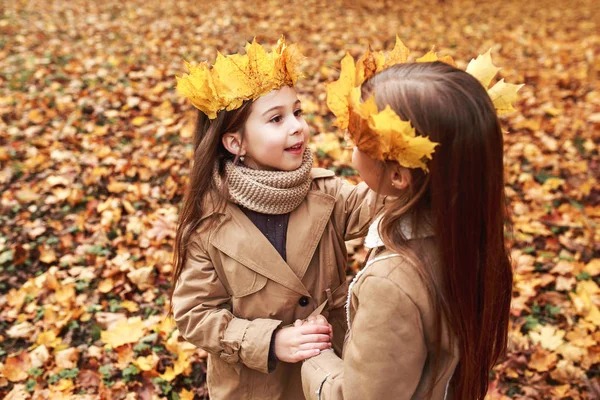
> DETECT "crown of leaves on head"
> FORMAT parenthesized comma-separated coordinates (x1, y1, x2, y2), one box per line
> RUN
(176, 37, 304, 119)
(327, 36, 524, 171)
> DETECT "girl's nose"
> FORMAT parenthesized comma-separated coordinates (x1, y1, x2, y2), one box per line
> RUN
(288, 115, 303, 135)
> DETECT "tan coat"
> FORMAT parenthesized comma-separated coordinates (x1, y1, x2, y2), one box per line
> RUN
(301, 219, 460, 400)
(172, 169, 382, 399)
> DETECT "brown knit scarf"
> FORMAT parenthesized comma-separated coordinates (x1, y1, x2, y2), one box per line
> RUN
(213, 148, 313, 214)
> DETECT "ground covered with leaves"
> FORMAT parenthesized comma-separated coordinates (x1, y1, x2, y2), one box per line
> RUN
(1, 0, 599, 398)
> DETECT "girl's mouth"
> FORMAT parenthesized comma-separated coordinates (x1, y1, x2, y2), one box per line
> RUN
(284, 142, 304, 154)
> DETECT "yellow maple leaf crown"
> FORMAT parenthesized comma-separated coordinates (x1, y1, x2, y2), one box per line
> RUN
(176, 37, 305, 119)
(327, 36, 523, 171)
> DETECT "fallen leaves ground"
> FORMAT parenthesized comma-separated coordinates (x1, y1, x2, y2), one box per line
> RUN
(1, 0, 599, 398)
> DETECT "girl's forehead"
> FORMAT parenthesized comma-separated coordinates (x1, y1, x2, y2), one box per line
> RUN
(252, 86, 300, 113)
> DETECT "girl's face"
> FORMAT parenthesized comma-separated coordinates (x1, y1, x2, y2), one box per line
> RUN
(241, 86, 310, 171)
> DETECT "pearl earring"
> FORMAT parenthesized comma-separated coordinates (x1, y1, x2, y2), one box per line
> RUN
(240, 155, 245, 162)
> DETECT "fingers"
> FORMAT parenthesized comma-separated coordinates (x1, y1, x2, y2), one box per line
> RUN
(294, 319, 303, 327)
(293, 349, 322, 362)
(298, 341, 332, 351)
(299, 333, 331, 344)
(306, 315, 329, 325)
(300, 324, 331, 335)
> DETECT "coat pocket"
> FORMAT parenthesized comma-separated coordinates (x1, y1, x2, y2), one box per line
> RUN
(221, 258, 268, 297)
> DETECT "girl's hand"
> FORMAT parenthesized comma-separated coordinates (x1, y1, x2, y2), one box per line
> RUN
(300, 315, 334, 341)
(274, 323, 332, 363)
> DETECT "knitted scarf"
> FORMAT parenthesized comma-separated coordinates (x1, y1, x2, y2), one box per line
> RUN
(213, 148, 313, 215)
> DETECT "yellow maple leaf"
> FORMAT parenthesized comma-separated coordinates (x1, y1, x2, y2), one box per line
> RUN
(347, 95, 382, 160)
(356, 48, 385, 84)
(326, 52, 356, 129)
(465, 49, 501, 88)
(52, 378, 74, 393)
(529, 325, 565, 351)
(160, 350, 192, 381)
(277, 42, 304, 85)
(180, 389, 195, 400)
(121, 300, 140, 312)
(55, 284, 75, 307)
(368, 106, 438, 171)
(383, 36, 410, 68)
(39, 246, 57, 264)
(584, 259, 600, 276)
(101, 317, 147, 348)
(528, 347, 558, 372)
(131, 116, 147, 126)
(134, 354, 159, 371)
(176, 62, 220, 119)
(416, 48, 438, 63)
(1, 353, 30, 382)
(488, 79, 524, 115)
(177, 37, 303, 119)
(36, 330, 62, 348)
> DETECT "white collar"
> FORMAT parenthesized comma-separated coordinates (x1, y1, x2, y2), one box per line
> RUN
(364, 213, 434, 249)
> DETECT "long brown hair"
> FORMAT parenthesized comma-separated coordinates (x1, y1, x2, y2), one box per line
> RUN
(362, 61, 513, 399)
(169, 103, 253, 309)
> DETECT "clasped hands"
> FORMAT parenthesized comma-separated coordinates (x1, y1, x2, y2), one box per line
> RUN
(274, 315, 333, 363)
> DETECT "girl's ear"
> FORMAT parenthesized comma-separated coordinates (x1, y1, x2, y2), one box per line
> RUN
(390, 165, 412, 190)
(222, 132, 245, 157)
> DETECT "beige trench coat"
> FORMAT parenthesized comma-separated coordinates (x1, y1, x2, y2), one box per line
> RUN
(172, 169, 381, 399)
(301, 219, 460, 400)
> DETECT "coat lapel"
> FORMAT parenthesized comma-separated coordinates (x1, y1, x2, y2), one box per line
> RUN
(211, 204, 310, 296)
(286, 190, 336, 280)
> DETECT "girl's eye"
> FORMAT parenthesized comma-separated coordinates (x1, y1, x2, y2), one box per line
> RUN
(294, 108, 303, 117)
(269, 115, 282, 123)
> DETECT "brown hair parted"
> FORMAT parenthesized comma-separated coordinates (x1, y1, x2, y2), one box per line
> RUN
(362, 61, 513, 399)
(170, 102, 254, 311)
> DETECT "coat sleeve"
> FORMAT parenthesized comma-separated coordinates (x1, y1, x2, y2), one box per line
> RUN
(172, 236, 282, 374)
(301, 276, 427, 400)
(334, 179, 384, 241)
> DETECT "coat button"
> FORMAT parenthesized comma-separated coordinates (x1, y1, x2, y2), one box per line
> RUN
(298, 296, 310, 307)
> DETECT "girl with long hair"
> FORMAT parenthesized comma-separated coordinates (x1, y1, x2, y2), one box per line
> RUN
(301, 44, 517, 400)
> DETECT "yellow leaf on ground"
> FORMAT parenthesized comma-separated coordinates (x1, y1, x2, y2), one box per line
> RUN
(28, 109, 45, 124)
(528, 347, 558, 372)
(39, 246, 57, 264)
(101, 317, 147, 348)
(55, 284, 75, 307)
(107, 180, 130, 194)
(1, 353, 30, 382)
(55, 348, 79, 369)
(16, 189, 40, 203)
(127, 266, 155, 291)
(180, 389, 195, 400)
(98, 278, 115, 294)
(134, 354, 159, 371)
(132, 116, 147, 126)
(36, 330, 61, 348)
(529, 325, 565, 351)
(584, 259, 600, 276)
(29, 345, 50, 368)
(121, 300, 140, 312)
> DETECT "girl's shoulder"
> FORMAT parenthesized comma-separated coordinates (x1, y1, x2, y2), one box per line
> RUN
(309, 168, 357, 198)
(359, 247, 432, 300)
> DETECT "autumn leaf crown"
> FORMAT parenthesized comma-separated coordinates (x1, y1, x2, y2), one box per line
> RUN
(327, 36, 524, 171)
(176, 37, 304, 119)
